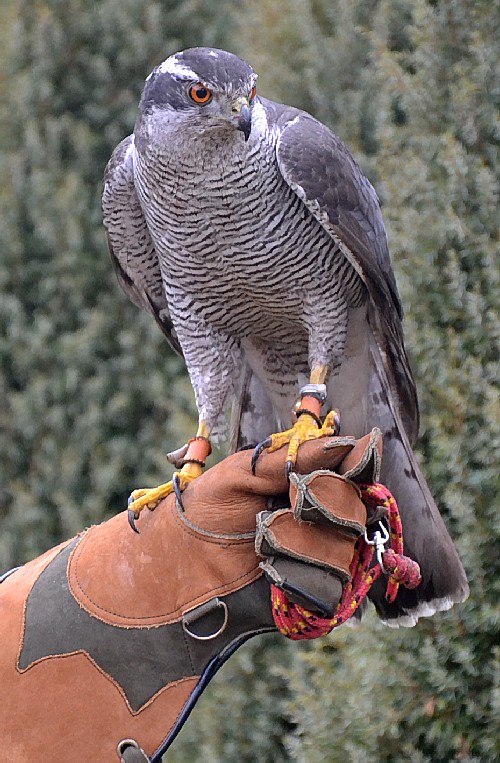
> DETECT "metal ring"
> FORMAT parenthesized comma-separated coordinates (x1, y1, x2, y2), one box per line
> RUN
(182, 598, 229, 641)
(299, 382, 327, 402)
(116, 739, 149, 762)
(117, 739, 141, 754)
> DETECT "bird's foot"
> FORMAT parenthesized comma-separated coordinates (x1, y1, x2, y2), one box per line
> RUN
(252, 409, 340, 478)
(127, 435, 211, 532)
(127, 462, 203, 533)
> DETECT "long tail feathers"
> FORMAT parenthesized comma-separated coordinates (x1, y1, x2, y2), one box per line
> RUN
(231, 333, 469, 627)
(361, 339, 469, 626)
(229, 364, 280, 452)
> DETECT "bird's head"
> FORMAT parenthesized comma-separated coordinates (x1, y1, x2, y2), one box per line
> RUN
(139, 48, 258, 143)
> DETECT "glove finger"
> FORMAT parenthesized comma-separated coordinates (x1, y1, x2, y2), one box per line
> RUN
(183, 437, 355, 518)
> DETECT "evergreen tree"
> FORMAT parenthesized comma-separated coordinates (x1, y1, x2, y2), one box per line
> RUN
(0, 0, 234, 568)
(172, 1, 499, 760)
(1, 1, 498, 760)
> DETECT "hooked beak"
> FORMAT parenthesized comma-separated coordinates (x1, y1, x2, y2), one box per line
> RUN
(232, 97, 252, 142)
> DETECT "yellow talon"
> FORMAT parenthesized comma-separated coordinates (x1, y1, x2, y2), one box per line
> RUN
(127, 423, 211, 531)
(127, 462, 203, 528)
(253, 409, 338, 476)
(129, 484, 174, 512)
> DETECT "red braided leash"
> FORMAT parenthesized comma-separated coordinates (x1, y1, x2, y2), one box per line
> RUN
(271, 482, 422, 640)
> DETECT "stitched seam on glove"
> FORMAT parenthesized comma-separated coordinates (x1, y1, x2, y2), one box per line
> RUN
(173, 498, 256, 541)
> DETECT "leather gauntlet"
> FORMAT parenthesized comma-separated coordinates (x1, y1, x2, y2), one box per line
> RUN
(0, 432, 381, 762)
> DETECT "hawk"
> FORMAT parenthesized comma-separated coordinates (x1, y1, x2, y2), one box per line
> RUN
(102, 47, 468, 625)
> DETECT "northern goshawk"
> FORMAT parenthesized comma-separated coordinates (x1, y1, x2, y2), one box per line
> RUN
(102, 47, 468, 625)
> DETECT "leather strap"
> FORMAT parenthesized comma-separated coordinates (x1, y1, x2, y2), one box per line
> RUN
(118, 740, 149, 762)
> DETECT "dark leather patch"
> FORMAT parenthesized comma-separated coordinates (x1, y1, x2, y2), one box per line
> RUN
(19, 540, 275, 712)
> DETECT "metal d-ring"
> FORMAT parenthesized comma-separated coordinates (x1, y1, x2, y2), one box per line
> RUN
(182, 597, 229, 641)
(116, 738, 149, 761)
(364, 521, 390, 573)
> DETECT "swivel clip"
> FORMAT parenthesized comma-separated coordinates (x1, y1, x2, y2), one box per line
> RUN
(364, 521, 390, 573)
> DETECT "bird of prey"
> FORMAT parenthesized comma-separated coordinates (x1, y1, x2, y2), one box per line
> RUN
(102, 47, 468, 625)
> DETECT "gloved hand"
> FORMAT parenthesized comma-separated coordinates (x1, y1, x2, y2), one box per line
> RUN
(256, 429, 380, 617)
(0, 434, 377, 763)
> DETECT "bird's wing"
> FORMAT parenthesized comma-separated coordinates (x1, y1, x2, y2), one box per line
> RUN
(266, 102, 468, 623)
(269, 102, 418, 443)
(102, 135, 182, 355)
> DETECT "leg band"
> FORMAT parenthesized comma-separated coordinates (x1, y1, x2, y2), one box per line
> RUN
(297, 393, 324, 426)
(299, 383, 327, 403)
(183, 437, 212, 465)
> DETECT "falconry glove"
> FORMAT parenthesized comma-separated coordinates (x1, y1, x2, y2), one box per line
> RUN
(0, 434, 382, 762)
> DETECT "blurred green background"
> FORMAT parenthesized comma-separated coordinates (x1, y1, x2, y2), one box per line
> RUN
(0, 1, 498, 760)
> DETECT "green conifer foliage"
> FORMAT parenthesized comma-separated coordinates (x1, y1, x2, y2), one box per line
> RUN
(1, 1, 498, 760)
(172, 1, 499, 759)
(0, 0, 233, 568)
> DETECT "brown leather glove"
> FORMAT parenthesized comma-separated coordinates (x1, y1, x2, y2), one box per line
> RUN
(0, 435, 377, 763)
(256, 429, 381, 616)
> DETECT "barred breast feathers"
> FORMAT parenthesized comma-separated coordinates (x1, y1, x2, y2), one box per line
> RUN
(132, 100, 365, 322)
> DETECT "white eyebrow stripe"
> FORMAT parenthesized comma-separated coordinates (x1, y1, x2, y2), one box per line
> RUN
(155, 56, 198, 80)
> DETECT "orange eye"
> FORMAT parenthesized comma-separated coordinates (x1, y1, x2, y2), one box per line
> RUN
(189, 84, 212, 104)
(250, 85, 257, 100)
